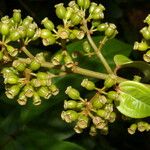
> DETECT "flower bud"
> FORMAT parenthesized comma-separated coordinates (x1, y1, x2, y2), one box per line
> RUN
(23, 85, 34, 97)
(133, 41, 148, 51)
(12, 60, 26, 72)
(65, 86, 81, 100)
(33, 92, 41, 105)
(41, 17, 54, 31)
(64, 100, 77, 109)
(144, 14, 150, 24)
(77, 114, 89, 129)
(17, 91, 27, 105)
(55, 3, 66, 19)
(5, 84, 21, 99)
(29, 59, 41, 71)
(37, 86, 51, 99)
(140, 27, 150, 40)
(13, 9, 21, 23)
(49, 84, 59, 95)
(128, 123, 137, 135)
(61, 110, 78, 123)
(81, 78, 96, 90)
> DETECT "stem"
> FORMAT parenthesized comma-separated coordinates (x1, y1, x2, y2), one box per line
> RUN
(71, 65, 126, 83)
(83, 20, 113, 74)
(21, 46, 34, 59)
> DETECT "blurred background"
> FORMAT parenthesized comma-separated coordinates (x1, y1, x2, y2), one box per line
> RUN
(0, 0, 150, 150)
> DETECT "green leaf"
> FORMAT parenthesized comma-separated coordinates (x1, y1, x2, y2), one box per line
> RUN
(114, 54, 132, 66)
(117, 81, 150, 118)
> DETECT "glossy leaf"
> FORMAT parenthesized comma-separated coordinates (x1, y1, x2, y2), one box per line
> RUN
(117, 81, 150, 118)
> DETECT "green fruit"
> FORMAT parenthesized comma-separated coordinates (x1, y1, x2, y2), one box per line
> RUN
(6, 45, 18, 57)
(107, 91, 118, 100)
(65, 86, 81, 100)
(77, 114, 89, 129)
(65, 7, 73, 20)
(42, 36, 56, 46)
(17, 92, 27, 105)
(140, 27, 150, 40)
(89, 2, 97, 14)
(0, 23, 10, 36)
(5, 75, 19, 84)
(41, 17, 54, 31)
(37, 86, 51, 99)
(55, 3, 66, 19)
(41, 29, 52, 39)
(71, 13, 82, 25)
(81, 78, 96, 90)
(9, 30, 20, 41)
(33, 92, 41, 105)
(29, 59, 41, 71)
(144, 14, 150, 25)
(23, 85, 34, 98)
(83, 41, 91, 53)
(12, 60, 26, 72)
(64, 100, 77, 109)
(18, 26, 26, 38)
(13, 9, 21, 23)
(49, 84, 59, 95)
(22, 16, 33, 27)
(97, 23, 108, 32)
(105, 24, 117, 37)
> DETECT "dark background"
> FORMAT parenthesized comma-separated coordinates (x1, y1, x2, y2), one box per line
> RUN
(0, 0, 150, 150)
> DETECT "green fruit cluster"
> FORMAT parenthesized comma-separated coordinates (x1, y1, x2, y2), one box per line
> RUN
(62, 79, 118, 136)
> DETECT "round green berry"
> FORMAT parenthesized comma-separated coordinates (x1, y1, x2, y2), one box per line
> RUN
(37, 86, 51, 99)
(83, 41, 91, 53)
(4, 74, 19, 84)
(29, 59, 41, 71)
(9, 30, 20, 41)
(71, 13, 82, 25)
(64, 100, 77, 109)
(13, 9, 21, 23)
(0, 22, 10, 36)
(33, 92, 41, 105)
(42, 36, 56, 46)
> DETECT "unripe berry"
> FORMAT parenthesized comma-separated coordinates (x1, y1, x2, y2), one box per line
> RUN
(49, 84, 59, 95)
(140, 27, 150, 40)
(37, 86, 51, 99)
(92, 96, 103, 109)
(41, 29, 52, 39)
(64, 54, 74, 68)
(108, 112, 116, 123)
(41, 17, 54, 31)
(65, 7, 73, 20)
(51, 52, 63, 65)
(29, 59, 41, 71)
(13, 9, 21, 23)
(23, 85, 34, 98)
(83, 41, 91, 53)
(77, 0, 84, 8)
(58, 27, 69, 39)
(0, 22, 10, 36)
(133, 41, 148, 51)
(33, 92, 41, 105)
(71, 13, 82, 25)
(37, 72, 49, 80)
(31, 79, 41, 87)
(97, 23, 109, 32)
(107, 91, 118, 100)
(74, 125, 83, 133)
(4, 74, 19, 84)
(36, 52, 46, 62)
(81, 78, 96, 90)
(97, 109, 107, 118)
(42, 36, 56, 46)
(89, 2, 97, 14)
(18, 26, 26, 38)
(89, 125, 97, 136)
(72, 29, 85, 39)
(64, 100, 77, 109)
(22, 16, 33, 27)
(83, 0, 90, 9)
(12, 60, 27, 72)
(65, 86, 81, 100)
(105, 24, 117, 37)
(9, 30, 20, 41)
(144, 14, 150, 25)
(92, 20, 101, 28)
(17, 92, 27, 105)
(6, 45, 18, 57)
(128, 123, 137, 135)
(55, 3, 66, 19)
(77, 114, 89, 129)
(61, 110, 78, 123)
(104, 76, 116, 88)
(6, 84, 21, 99)
(26, 23, 37, 38)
